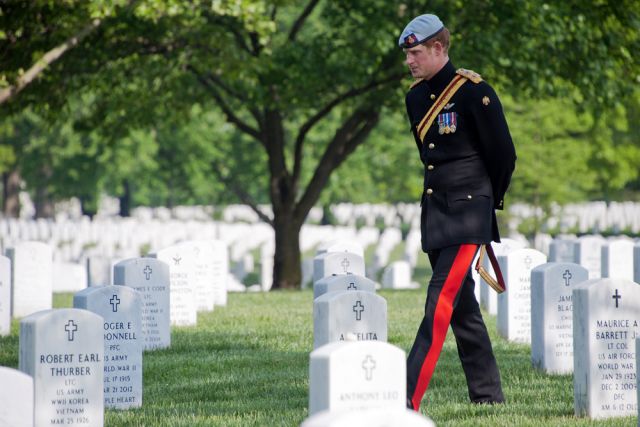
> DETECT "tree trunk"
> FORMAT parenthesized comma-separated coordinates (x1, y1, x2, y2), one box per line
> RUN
(3, 170, 21, 218)
(272, 209, 303, 289)
(119, 179, 131, 217)
(34, 185, 54, 219)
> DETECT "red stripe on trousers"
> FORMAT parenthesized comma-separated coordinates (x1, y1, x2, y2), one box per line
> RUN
(411, 244, 478, 411)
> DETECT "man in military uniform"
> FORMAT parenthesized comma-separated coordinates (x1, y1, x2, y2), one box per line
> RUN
(398, 14, 516, 411)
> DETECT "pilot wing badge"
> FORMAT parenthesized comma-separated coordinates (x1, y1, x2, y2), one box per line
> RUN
(443, 103, 455, 110)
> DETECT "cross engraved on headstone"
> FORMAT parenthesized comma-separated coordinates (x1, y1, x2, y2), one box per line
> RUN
(143, 265, 153, 280)
(563, 270, 572, 286)
(173, 256, 182, 266)
(347, 282, 357, 290)
(352, 300, 365, 321)
(341, 258, 350, 273)
(65, 320, 78, 341)
(524, 256, 532, 270)
(612, 289, 621, 308)
(362, 355, 376, 381)
(110, 295, 121, 312)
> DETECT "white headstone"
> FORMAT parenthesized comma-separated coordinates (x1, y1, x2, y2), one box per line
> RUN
(86, 256, 112, 287)
(300, 408, 435, 427)
(52, 262, 88, 292)
(531, 262, 589, 374)
(73, 286, 142, 409)
(309, 341, 405, 415)
(313, 275, 376, 300)
(637, 337, 640, 425)
(480, 239, 526, 315)
(113, 258, 171, 350)
(635, 244, 640, 284)
(497, 248, 547, 343)
(19, 308, 104, 427)
(149, 245, 197, 326)
(211, 240, 229, 306)
(0, 255, 10, 335)
(573, 235, 605, 279)
(313, 291, 387, 349)
(313, 252, 366, 284)
(601, 239, 635, 280)
(180, 241, 215, 311)
(549, 238, 576, 263)
(573, 278, 640, 419)
(7, 241, 53, 318)
(316, 240, 365, 258)
(381, 261, 416, 289)
(0, 366, 34, 427)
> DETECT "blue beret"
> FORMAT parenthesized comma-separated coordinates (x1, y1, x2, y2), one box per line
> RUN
(398, 14, 444, 48)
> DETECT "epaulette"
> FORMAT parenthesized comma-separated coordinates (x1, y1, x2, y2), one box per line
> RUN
(409, 78, 424, 89)
(456, 68, 482, 84)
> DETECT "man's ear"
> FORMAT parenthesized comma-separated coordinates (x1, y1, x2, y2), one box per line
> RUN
(432, 41, 444, 56)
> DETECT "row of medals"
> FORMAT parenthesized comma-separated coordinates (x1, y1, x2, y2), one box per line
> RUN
(437, 113, 457, 134)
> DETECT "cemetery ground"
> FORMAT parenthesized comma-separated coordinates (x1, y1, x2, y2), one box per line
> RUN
(0, 290, 635, 427)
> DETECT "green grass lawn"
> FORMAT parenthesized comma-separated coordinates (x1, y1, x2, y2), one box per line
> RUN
(0, 289, 636, 426)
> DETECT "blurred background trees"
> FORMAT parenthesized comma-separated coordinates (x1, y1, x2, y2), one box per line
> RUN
(1, 0, 639, 287)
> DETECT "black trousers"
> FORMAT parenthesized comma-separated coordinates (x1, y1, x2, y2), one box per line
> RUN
(406, 244, 504, 411)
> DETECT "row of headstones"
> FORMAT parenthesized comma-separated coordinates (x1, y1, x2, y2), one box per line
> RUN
(302, 243, 435, 426)
(0, 240, 230, 337)
(1, 281, 149, 426)
(476, 242, 640, 419)
(478, 237, 640, 318)
(509, 201, 640, 234)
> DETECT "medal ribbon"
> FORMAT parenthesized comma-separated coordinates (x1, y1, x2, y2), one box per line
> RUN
(416, 75, 468, 143)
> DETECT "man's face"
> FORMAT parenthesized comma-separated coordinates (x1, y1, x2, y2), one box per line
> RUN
(404, 44, 438, 80)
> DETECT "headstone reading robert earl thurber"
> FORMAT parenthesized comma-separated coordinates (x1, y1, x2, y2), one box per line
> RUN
(73, 285, 142, 409)
(19, 308, 104, 427)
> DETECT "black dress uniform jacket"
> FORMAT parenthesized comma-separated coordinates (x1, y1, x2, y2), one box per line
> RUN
(405, 61, 516, 252)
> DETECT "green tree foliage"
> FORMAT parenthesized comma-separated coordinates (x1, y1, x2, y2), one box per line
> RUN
(1, 0, 639, 287)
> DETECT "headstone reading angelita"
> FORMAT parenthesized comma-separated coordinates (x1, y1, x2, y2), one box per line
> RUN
(0, 366, 34, 427)
(0, 255, 10, 336)
(531, 262, 588, 374)
(309, 341, 405, 415)
(313, 290, 387, 349)
(573, 278, 640, 419)
(19, 308, 104, 427)
(113, 258, 171, 350)
(313, 274, 376, 300)
(7, 241, 53, 318)
(73, 286, 142, 409)
(497, 248, 547, 343)
(150, 245, 197, 326)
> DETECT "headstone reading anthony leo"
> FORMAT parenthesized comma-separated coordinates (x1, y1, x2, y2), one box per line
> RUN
(309, 340, 405, 415)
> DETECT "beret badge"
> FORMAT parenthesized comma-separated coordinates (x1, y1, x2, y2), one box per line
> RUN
(404, 33, 418, 45)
